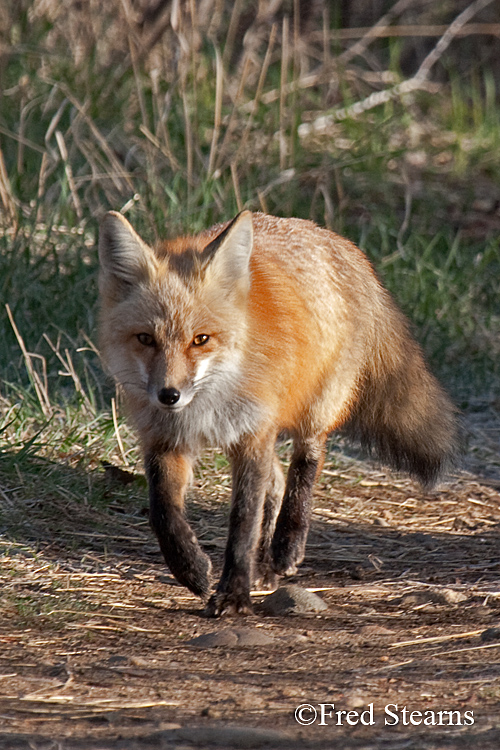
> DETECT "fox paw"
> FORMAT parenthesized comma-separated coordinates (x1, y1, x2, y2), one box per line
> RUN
(274, 561, 298, 577)
(204, 589, 253, 618)
(168, 549, 212, 600)
(271, 535, 305, 577)
(254, 564, 279, 591)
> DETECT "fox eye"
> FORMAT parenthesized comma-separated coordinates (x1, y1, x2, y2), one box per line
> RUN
(192, 334, 209, 347)
(137, 333, 155, 347)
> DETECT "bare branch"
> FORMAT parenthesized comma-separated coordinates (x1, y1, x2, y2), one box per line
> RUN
(331, 0, 497, 122)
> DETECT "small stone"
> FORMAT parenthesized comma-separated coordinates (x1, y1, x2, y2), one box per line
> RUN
(230, 628, 276, 646)
(261, 585, 328, 616)
(106, 655, 128, 665)
(201, 706, 223, 718)
(399, 588, 467, 608)
(344, 692, 368, 709)
(436, 588, 468, 605)
(187, 627, 275, 648)
(280, 633, 309, 644)
(129, 656, 150, 667)
(399, 592, 428, 608)
(481, 626, 500, 643)
(358, 624, 394, 636)
(187, 630, 238, 647)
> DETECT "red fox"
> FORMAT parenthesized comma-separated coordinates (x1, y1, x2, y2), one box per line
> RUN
(98, 211, 459, 616)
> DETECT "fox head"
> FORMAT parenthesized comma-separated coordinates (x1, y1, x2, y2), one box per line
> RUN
(98, 211, 254, 414)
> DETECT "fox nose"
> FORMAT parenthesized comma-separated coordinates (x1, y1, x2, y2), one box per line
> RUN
(157, 387, 181, 406)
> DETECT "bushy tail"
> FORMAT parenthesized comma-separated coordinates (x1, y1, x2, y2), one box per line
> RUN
(344, 305, 461, 488)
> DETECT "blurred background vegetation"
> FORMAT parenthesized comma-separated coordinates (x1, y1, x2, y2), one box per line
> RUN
(0, 0, 499, 474)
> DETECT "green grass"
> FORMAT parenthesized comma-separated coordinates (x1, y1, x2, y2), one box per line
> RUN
(0, 2, 499, 502)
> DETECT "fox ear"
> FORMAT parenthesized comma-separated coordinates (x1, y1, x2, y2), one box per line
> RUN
(99, 212, 157, 294)
(201, 211, 253, 295)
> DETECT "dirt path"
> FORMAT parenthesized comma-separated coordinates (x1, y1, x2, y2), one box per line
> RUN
(1, 413, 500, 749)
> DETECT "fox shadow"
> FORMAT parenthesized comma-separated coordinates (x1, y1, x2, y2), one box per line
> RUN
(1, 446, 499, 594)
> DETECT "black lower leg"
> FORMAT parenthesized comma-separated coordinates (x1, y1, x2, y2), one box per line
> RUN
(206, 436, 275, 616)
(147, 452, 211, 598)
(271, 436, 326, 576)
(256, 456, 285, 588)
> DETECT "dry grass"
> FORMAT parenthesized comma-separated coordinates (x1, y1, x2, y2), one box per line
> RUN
(1, 0, 499, 227)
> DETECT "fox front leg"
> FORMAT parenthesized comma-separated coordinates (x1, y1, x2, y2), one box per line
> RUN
(255, 455, 285, 590)
(205, 434, 275, 617)
(271, 434, 327, 576)
(146, 451, 212, 599)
